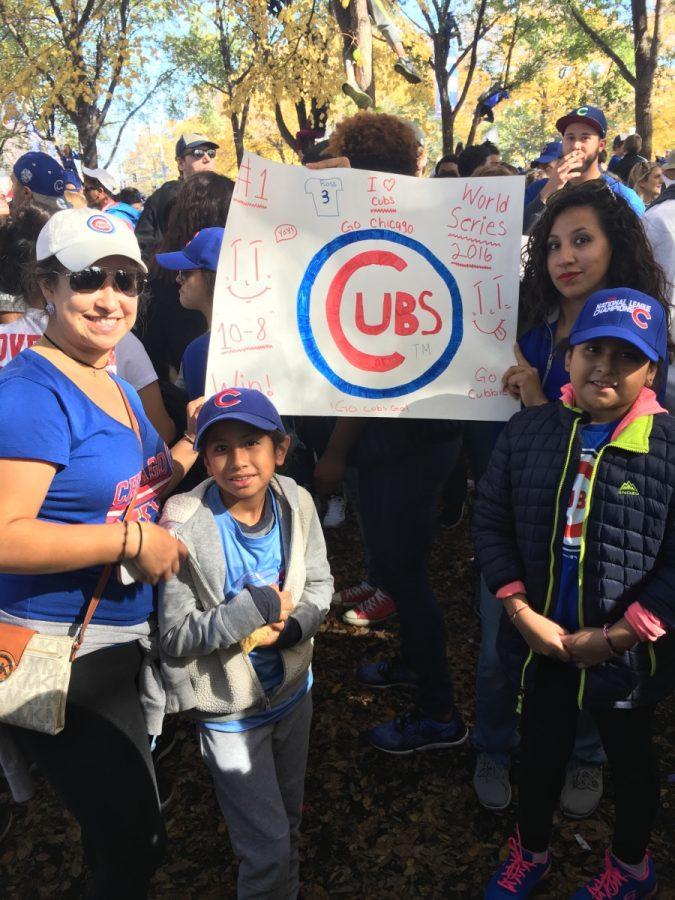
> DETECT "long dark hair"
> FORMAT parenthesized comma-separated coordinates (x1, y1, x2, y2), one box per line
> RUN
(521, 181, 670, 334)
(0, 204, 51, 302)
(151, 172, 234, 282)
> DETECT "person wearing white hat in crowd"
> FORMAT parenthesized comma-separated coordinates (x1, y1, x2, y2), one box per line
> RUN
(0, 206, 199, 897)
(81, 165, 118, 211)
(135, 131, 219, 259)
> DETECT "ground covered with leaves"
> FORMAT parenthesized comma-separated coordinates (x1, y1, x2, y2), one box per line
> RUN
(2, 511, 675, 898)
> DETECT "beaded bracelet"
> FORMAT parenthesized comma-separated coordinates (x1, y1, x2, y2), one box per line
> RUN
(602, 624, 622, 656)
(117, 521, 129, 563)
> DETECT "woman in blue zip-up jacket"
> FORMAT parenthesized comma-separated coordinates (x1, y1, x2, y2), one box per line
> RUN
(477, 289, 675, 898)
(504, 181, 671, 406)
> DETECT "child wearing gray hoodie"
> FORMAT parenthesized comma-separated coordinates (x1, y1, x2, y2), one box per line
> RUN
(158, 388, 333, 899)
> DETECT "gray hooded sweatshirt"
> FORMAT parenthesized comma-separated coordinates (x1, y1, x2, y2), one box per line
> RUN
(151, 474, 332, 725)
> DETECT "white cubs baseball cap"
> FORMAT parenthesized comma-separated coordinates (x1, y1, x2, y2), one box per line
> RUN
(81, 166, 118, 194)
(35, 208, 147, 273)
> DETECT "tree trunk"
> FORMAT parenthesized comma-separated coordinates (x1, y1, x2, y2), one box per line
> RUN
(634, 71, 653, 159)
(631, 0, 659, 158)
(433, 32, 454, 154)
(274, 102, 298, 152)
(349, 0, 374, 100)
(75, 112, 100, 167)
(465, 107, 481, 147)
(231, 99, 250, 166)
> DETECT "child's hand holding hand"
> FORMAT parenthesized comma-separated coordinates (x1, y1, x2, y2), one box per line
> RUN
(269, 585, 293, 620)
(562, 628, 613, 668)
(514, 607, 571, 661)
(254, 621, 286, 647)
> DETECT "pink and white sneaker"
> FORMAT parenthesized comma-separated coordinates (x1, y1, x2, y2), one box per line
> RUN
(571, 851, 657, 898)
(342, 588, 396, 626)
(332, 580, 375, 608)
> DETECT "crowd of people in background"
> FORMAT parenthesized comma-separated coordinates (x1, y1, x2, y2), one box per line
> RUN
(0, 101, 674, 900)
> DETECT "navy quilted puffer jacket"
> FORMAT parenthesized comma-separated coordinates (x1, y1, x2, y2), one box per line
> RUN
(473, 392, 675, 709)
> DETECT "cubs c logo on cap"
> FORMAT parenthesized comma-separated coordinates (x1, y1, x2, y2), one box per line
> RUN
(632, 306, 651, 329)
(214, 389, 242, 409)
(87, 215, 115, 234)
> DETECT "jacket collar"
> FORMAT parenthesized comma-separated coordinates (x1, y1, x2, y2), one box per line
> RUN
(559, 384, 667, 451)
(161, 473, 300, 528)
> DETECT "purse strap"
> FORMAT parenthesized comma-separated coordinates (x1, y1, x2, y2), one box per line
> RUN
(71, 382, 143, 660)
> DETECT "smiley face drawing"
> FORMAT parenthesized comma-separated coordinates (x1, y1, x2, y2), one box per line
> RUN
(225, 238, 271, 302)
(471, 276, 510, 342)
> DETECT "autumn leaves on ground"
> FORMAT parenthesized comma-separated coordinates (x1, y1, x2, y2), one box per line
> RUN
(2, 510, 674, 898)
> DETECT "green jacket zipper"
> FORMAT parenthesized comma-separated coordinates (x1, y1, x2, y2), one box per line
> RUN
(575, 425, 658, 706)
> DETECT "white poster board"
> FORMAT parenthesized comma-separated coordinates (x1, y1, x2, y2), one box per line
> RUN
(206, 153, 524, 420)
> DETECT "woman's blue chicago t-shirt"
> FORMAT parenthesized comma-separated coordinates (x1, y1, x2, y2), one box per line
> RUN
(0, 350, 172, 625)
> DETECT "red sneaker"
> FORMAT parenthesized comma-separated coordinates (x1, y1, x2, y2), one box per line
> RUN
(332, 580, 375, 608)
(342, 589, 396, 626)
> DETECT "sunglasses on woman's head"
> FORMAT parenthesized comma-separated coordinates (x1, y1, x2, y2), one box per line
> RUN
(50, 267, 146, 296)
(185, 147, 216, 160)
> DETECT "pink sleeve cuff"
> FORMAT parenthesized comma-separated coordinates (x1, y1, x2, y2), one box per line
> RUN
(496, 581, 527, 600)
(625, 602, 667, 642)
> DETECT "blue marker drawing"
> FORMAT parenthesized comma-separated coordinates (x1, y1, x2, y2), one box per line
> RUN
(304, 178, 343, 217)
(297, 229, 463, 399)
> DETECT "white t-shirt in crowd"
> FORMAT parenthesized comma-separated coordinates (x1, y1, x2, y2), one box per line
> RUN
(0, 302, 159, 392)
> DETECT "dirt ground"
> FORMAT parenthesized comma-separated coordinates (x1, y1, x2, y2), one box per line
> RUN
(2, 510, 674, 898)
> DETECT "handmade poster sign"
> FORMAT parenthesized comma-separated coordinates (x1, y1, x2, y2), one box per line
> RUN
(206, 153, 524, 420)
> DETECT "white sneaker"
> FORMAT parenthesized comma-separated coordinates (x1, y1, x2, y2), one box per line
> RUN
(322, 494, 346, 528)
(560, 763, 603, 819)
(473, 753, 512, 810)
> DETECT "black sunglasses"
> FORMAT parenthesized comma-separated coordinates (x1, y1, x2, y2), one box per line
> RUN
(185, 147, 216, 160)
(51, 267, 146, 296)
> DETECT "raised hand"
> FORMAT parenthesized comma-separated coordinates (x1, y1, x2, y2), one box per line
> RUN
(501, 343, 548, 406)
(539, 149, 585, 203)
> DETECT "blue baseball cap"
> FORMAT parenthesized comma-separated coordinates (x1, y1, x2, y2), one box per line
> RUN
(531, 141, 562, 167)
(569, 288, 668, 363)
(195, 388, 286, 450)
(13, 152, 65, 197)
(63, 170, 83, 190)
(155, 227, 224, 272)
(556, 106, 607, 138)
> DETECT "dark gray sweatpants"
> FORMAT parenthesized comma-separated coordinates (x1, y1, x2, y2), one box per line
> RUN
(198, 692, 313, 900)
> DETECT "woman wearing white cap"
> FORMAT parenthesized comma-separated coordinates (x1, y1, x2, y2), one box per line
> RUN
(0, 208, 198, 896)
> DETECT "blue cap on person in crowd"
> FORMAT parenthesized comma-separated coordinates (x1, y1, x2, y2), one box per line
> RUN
(569, 288, 668, 363)
(194, 388, 286, 451)
(531, 141, 562, 167)
(555, 106, 607, 138)
(155, 227, 224, 272)
(63, 169, 83, 190)
(13, 152, 65, 197)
